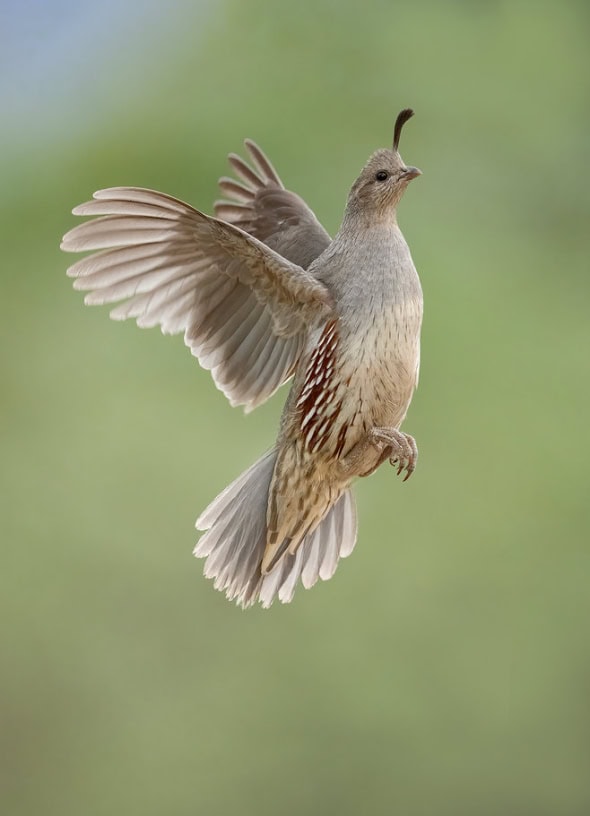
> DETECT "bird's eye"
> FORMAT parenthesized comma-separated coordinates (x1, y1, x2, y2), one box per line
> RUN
(375, 170, 389, 182)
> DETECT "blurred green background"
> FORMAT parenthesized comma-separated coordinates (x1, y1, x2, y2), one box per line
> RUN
(2, 1, 590, 814)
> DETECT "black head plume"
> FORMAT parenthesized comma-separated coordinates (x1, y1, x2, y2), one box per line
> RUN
(393, 108, 415, 152)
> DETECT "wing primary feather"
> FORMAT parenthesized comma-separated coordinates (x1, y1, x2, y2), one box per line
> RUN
(217, 178, 256, 201)
(228, 154, 264, 188)
(212, 203, 249, 221)
(72, 200, 181, 219)
(92, 187, 193, 213)
(244, 140, 284, 187)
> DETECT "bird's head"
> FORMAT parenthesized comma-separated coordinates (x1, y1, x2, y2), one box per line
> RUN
(345, 109, 421, 221)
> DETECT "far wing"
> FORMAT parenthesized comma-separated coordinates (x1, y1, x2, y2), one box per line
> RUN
(215, 139, 331, 269)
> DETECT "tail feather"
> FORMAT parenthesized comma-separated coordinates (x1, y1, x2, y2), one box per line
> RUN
(319, 510, 338, 581)
(194, 450, 358, 608)
(338, 490, 358, 558)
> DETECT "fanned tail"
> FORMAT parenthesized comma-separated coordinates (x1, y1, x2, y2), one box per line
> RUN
(194, 450, 357, 608)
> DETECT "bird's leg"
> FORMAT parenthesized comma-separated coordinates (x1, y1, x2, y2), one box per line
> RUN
(340, 427, 418, 481)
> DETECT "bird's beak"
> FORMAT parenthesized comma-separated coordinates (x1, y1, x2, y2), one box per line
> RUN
(402, 166, 422, 181)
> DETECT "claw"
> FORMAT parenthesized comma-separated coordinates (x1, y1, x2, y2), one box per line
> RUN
(388, 433, 417, 480)
(370, 427, 418, 481)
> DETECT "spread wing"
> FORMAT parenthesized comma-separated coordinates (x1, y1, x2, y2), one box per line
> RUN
(62, 142, 332, 411)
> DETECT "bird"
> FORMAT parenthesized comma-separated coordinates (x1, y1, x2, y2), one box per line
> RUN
(61, 108, 424, 608)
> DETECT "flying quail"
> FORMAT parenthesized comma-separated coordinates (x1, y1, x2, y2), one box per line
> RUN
(61, 108, 424, 608)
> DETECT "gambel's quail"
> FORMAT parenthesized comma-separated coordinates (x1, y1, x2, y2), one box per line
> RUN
(62, 109, 423, 608)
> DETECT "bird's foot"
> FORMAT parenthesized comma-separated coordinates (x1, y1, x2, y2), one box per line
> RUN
(370, 427, 418, 481)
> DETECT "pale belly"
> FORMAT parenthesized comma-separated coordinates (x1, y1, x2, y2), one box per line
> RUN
(333, 347, 419, 458)
(356, 359, 415, 423)
(292, 326, 419, 465)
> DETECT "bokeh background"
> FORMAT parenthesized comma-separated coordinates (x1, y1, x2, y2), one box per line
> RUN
(2, 1, 590, 814)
